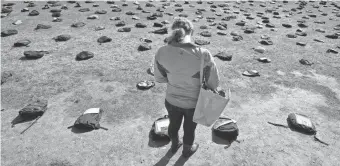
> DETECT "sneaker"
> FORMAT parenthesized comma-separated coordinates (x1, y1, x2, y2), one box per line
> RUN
(171, 141, 183, 153)
(182, 143, 199, 158)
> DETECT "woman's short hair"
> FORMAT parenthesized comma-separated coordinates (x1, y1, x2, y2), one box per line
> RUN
(168, 17, 194, 43)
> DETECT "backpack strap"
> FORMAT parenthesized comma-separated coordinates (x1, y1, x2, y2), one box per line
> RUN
(267, 121, 289, 128)
(20, 116, 42, 134)
(99, 126, 108, 130)
(314, 135, 329, 146)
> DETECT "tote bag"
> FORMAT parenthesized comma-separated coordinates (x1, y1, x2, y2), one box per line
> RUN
(193, 49, 231, 127)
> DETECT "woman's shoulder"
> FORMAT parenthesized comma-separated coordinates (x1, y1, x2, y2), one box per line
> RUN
(198, 47, 211, 54)
(195, 47, 213, 61)
(182, 43, 209, 54)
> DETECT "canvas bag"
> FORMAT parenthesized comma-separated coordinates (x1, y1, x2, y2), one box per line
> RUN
(193, 49, 231, 127)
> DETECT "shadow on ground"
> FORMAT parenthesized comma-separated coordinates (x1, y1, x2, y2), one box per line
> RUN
(49, 159, 73, 166)
(19, 57, 41, 61)
(153, 149, 191, 166)
(148, 129, 170, 148)
(69, 126, 94, 134)
(153, 149, 176, 166)
(211, 131, 238, 149)
(11, 115, 37, 127)
(173, 156, 190, 166)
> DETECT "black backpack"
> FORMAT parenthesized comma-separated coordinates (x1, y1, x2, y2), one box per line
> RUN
(212, 117, 239, 141)
(19, 99, 48, 119)
(70, 108, 108, 130)
(287, 113, 316, 135)
(268, 113, 328, 145)
(12, 99, 48, 134)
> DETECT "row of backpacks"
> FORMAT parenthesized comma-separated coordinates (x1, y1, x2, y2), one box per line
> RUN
(151, 115, 240, 143)
(13, 99, 327, 146)
(12, 99, 108, 133)
(12, 99, 239, 142)
(150, 112, 328, 146)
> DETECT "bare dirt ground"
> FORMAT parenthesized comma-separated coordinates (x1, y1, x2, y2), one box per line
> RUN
(1, 0, 340, 166)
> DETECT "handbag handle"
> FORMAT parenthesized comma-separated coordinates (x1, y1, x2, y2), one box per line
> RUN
(199, 48, 207, 87)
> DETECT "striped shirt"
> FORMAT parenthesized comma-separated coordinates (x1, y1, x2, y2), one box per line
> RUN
(154, 42, 220, 109)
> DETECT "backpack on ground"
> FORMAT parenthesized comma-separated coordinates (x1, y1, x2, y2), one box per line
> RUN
(13, 99, 48, 134)
(150, 115, 170, 140)
(70, 108, 108, 130)
(287, 113, 316, 135)
(212, 117, 239, 141)
(268, 113, 329, 145)
(19, 99, 48, 119)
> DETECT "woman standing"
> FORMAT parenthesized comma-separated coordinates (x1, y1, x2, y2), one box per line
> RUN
(154, 17, 220, 158)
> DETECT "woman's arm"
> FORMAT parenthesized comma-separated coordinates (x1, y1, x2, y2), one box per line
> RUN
(154, 49, 169, 83)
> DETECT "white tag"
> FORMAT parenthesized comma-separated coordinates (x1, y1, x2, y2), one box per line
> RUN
(83, 108, 100, 115)
(213, 118, 237, 130)
(220, 120, 233, 125)
(296, 114, 312, 127)
(155, 119, 170, 135)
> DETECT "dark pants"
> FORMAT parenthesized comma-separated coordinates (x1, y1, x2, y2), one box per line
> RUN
(165, 100, 198, 146)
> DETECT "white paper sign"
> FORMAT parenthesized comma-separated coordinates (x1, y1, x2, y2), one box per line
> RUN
(155, 119, 170, 135)
(83, 108, 100, 115)
(296, 114, 313, 127)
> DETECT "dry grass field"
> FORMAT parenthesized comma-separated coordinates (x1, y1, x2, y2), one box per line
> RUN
(1, 0, 340, 166)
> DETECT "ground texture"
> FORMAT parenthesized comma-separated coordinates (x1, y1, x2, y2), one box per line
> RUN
(1, 0, 340, 166)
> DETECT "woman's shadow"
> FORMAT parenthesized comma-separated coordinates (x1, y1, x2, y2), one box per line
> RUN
(173, 155, 190, 166)
(148, 129, 185, 166)
(153, 148, 191, 166)
(153, 149, 176, 166)
(150, 130, 192, 166)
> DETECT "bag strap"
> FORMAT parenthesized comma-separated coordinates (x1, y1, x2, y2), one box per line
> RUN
(199, 47, 204, 85)
(198, 47, 207, 87)
(20, 115, 42, 134)
(99, 126, 108, 130)
(267, 121, 289, 128)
